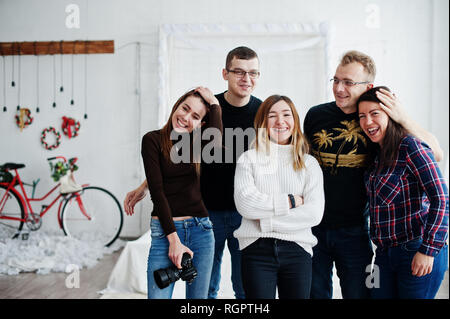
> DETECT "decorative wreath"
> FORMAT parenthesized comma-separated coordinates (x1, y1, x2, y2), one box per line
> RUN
(15, 108, 34, 131)
(61, 116, 81, 139)
(41, 127, 61, 150)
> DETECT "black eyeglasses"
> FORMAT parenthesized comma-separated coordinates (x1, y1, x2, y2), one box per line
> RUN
(330, 78, 370, 87)
(226, 69, 260, 79)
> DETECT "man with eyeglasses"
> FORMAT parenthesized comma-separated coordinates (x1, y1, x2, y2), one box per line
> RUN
(303, 50, 443, 299)
(201, 46, 261, 300)
(124, 46, 262, 299)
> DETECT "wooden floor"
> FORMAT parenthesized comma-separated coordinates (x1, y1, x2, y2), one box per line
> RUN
(0, 247, 123, 299)
(1, 246, 448, 299)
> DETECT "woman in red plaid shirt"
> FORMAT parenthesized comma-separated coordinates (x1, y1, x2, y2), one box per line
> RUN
(357, 86, 449, 299)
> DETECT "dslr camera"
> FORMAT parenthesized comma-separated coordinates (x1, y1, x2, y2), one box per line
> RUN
(154, 253, 197, 289)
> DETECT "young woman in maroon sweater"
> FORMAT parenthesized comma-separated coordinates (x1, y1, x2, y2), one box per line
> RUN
(140, 87, 222, 299)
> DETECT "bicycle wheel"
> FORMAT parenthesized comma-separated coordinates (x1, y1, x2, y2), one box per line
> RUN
(61, 186, 123, 247)
(0, 184, 25, 238)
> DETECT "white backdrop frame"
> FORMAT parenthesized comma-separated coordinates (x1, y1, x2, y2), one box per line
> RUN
(157, 22, 332, 127)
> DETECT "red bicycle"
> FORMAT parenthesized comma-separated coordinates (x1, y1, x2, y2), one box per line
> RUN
(0, 156, 123, 247)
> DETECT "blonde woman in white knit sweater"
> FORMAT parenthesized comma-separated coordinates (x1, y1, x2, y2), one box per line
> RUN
(234, 95, 325, 299)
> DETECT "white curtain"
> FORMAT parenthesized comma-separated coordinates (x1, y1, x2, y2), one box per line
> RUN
(158, 22, 332, 127)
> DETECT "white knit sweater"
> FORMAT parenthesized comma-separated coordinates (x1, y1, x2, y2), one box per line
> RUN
(233, 141, 325, 256)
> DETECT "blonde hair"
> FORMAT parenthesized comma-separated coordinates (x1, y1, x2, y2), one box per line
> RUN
(340, 50, 376, 82)
(253, 95, 309, 171)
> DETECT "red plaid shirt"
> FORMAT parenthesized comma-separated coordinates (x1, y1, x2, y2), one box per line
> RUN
(365, 135, 448, 257)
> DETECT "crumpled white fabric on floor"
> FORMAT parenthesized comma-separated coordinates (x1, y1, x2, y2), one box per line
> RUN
(100, 230, 151, 296)
(0, 226, 125, 276)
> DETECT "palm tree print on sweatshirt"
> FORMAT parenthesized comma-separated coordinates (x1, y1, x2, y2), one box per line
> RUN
(312, 119, 369, 174)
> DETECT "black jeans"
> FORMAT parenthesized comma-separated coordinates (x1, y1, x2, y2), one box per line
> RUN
(241, 238, 312, 299)
(310, 225, 374, 299)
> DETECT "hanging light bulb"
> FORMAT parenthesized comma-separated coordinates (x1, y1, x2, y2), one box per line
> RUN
(16, 46, 21, 111)
(70, 41, 75, 106)
(52, 52, 56, 108)
(59, 41, 64, 92)
(35, 44, 40, 113)
(11, 52, 15, 87)
(2, 57, 6, 112)
(83, 40, 88, 119)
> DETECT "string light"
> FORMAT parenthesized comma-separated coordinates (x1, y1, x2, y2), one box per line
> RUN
(52, 52, 56, 108)
(2, 55, 6, 112)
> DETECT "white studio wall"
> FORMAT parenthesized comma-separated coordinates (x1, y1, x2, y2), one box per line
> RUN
(158, 23, 330, 128)
(0, 0, 448, 237)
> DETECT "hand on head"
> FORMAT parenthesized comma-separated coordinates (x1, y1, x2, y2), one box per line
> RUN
(194, 86, 220, 106)
(376, 88, 407, 126)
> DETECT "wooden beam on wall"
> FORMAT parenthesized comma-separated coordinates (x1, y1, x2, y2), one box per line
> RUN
(0, 40, 114, 56)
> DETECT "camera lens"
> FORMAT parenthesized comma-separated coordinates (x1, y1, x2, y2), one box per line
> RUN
(153, 253, 197, 289)
(154, 269, 171, 289)
(154, 265, 183, 289)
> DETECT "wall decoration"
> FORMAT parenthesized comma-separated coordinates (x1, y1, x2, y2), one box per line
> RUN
(40, 126, 61, 150)
(0, 40, 114, 116)
(15, 108, 33, 131)
(61, 116, 80, 138)
(0, 40, 114, 55)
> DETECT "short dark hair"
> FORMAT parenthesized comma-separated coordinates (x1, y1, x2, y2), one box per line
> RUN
(357, 86, 407, 169)
(225, 46, 259, 69)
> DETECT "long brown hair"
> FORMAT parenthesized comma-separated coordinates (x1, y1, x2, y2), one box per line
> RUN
(356, 86, 407, 169)
(253, 95, 309, 171)
(160, 89, 209, 175)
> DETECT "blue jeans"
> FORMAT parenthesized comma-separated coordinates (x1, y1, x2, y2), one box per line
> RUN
(207, 210, 245, 299)
(146, 217, 214, 299)
(311, 225, 374, 299)
(241, 238, 312, 299)
(371, 239, 448, 299)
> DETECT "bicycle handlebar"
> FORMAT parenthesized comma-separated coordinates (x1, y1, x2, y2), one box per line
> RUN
(47, 156, 67, 162)
(47, 156, 78, 164)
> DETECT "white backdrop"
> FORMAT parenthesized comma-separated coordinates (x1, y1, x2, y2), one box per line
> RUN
(159, 23, 330, 127)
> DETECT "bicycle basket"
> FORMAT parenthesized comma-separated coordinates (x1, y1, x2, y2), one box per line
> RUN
(49, 158, 78, 182)
(0, 169, 13, 183)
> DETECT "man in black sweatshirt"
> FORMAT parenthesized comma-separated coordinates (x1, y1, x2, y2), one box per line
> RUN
(304, 50, 443, 299)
